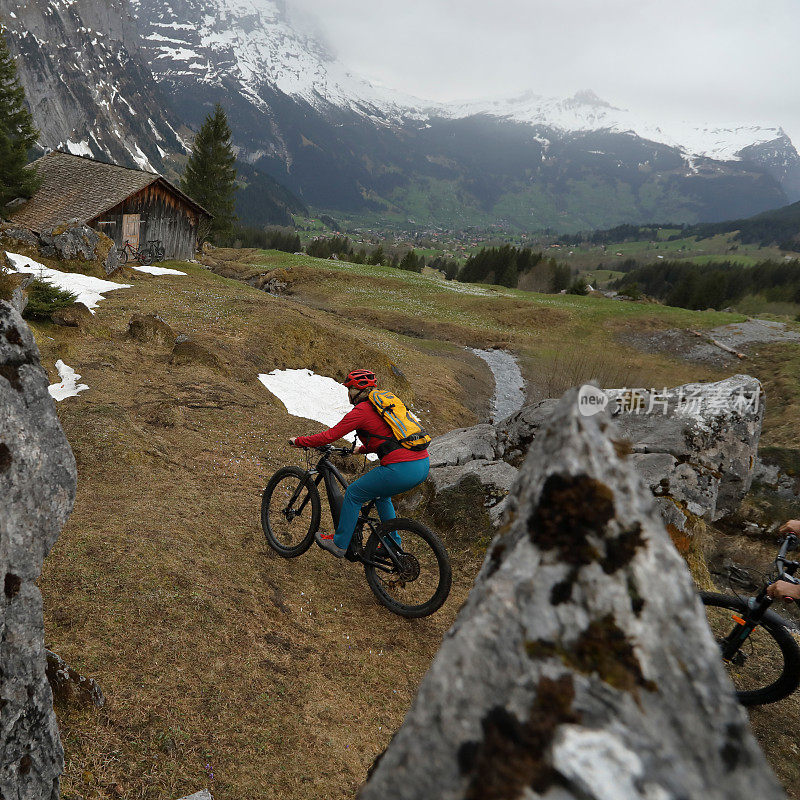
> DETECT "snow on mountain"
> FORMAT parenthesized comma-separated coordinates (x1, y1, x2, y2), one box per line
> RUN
(130, 0, 422, 122)
(130, 0, 794, 164)
(432, 89, 791, 162)
(0, 0, 185, 170)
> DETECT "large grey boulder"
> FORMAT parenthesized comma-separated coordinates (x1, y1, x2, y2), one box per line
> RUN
(428, 424, 499, 467)
(360, 389, 784, 800)
(612, 375, 763, 518)
(1, 300, 77, 798)
(417, 376, 763, 535)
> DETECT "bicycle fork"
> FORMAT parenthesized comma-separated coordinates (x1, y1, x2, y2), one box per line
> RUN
(720, 594, 771, 662)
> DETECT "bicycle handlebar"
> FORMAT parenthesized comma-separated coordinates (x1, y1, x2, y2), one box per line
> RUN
(289, 442, 357, 456)
(775, 533, 800, 583)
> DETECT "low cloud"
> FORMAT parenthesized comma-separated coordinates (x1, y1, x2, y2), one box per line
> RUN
(287, 0, 800, 144)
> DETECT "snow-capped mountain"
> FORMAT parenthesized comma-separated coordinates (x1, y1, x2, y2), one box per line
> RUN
(129, 0, 421, 123)
(435, 88, 793, 163)
(5, 0, 800, 229)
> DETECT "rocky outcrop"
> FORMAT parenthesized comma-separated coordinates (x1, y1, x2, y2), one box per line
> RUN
(416, 376, 763, 535)
(45, 650, 105, 709)
(0, 0, 183, 170)
(1, 301, 77, 798)
(360, 389, 784, 800)
(1, 222, 120, 275)
(39, 224, 101, 262)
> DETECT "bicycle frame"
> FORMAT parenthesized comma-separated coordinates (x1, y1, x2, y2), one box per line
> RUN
(298, 448, 406, 572)
(719, 534, 800, 661)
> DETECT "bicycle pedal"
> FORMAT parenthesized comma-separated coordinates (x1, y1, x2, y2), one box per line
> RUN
(344, 545, 359, 563)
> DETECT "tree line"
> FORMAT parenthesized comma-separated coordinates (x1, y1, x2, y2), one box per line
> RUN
(614, 258, 800, 310)
(459, 245, 570, 291)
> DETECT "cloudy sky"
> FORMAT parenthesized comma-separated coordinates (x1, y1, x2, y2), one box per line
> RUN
(288, 0, 800, 146)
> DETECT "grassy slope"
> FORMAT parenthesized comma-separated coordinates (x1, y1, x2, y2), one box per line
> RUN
(31, 251, 799, 798)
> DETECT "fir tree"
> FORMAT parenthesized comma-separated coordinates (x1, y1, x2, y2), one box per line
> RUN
(368, 246, 385, 266)
(0, 25, 40, 212)
(181, 103, 237, 242)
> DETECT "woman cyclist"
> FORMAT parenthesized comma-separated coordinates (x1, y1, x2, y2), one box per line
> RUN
(290, 369, 430, 558)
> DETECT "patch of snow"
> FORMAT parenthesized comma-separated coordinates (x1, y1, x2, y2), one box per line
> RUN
(258, 368, 376, 457)
(65, 139, 93, 157)
(4, 252, 131, 313)
(132, 265, 187, 276)
(48, 360, 89, 401)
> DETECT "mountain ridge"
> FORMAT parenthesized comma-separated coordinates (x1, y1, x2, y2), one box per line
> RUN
(4, 0, 799, 231)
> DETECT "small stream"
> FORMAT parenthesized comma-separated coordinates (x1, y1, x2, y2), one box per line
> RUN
(470, 348, 526, 421)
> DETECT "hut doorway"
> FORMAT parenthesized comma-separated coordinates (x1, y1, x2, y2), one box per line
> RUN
(122, 214, 141, 249)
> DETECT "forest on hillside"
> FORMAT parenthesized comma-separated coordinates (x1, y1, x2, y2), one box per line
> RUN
(614, 258, 800, 310)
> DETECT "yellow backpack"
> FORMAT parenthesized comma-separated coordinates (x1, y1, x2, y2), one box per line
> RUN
(368, 389, 431, 452)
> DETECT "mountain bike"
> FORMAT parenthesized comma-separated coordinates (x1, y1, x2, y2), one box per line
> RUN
(261, 444, 452, 618)
(147, 239, 166, 262)
(117, 239, 154, 266)
(702, 532, 800, 705)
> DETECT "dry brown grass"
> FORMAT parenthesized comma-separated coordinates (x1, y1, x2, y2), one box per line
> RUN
(32, 252, 800, 798)
(34, 262, 487, 799)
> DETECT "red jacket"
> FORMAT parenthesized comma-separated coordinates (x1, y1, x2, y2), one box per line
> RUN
(294, 401, 429, 465)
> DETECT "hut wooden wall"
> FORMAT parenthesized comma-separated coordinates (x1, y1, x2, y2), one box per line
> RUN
(90, 181, 206, 260)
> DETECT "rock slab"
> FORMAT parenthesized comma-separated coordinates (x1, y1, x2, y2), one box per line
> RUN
(1, 301, 77, 798)
(418, 377, 763, 533)
(360, 389, 783, 800)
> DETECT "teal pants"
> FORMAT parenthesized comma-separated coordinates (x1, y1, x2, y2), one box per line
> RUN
(333, 457, 430, 549)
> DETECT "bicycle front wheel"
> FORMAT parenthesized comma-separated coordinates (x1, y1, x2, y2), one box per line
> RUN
(117, 247, 129, 265)
(701, 591, 800, 706)
(261, 467, 320, 558)
(364, 518, 451, 618)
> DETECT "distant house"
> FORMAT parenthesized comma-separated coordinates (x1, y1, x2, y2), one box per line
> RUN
(11, 151, 211, 261)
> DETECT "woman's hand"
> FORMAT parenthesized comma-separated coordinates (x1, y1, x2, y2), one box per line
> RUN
(289, 437, 298, 447)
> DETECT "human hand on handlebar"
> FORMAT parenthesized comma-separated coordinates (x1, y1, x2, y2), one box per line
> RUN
(767, 579, 800, 602)
(289, 437, 300, 447)
(780, 520, 800, 535)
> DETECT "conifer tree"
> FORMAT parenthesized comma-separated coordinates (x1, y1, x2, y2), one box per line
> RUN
(181, 103, 237, 242)
(0, 25, 41, 212)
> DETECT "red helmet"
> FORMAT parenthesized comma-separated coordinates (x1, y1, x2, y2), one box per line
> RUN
(344, 369, 377, 389)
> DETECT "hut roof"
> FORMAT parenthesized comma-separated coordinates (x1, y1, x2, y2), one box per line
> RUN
(10, 151, 210, 232)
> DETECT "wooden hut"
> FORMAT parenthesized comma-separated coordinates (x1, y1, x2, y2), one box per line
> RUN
(10, 151, 211, 260)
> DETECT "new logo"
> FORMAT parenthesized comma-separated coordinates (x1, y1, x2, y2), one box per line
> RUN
(577, 384, 609, 417)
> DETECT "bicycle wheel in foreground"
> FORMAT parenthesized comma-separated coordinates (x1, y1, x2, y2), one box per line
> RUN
(261, 466, 320, 558)
(701, 592, 800, 706)
(364, 518, 451, 618)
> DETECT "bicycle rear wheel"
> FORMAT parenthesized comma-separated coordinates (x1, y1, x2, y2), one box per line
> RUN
(364, 518, 451, 618)
(138, 246, 154, 266)
(701, 591, 800, 705)
(261, 466, 320, 558)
